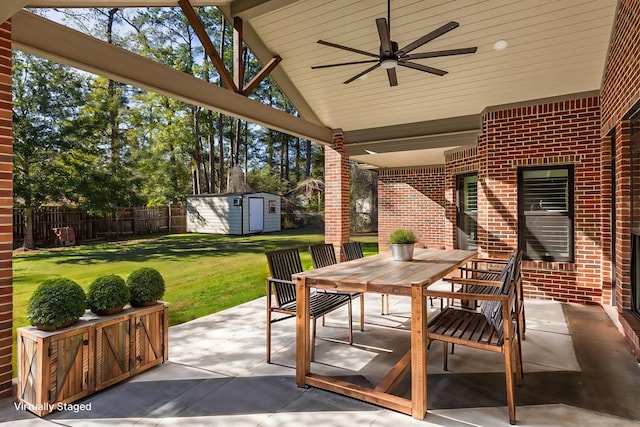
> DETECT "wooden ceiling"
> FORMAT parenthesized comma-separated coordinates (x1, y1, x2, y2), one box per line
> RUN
(19, 0, 618, 167)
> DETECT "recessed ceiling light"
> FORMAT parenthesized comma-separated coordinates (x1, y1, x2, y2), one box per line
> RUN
(358, 74, 368, 80)
(493, 40, 508, 51)
(365, 149, 377, 155)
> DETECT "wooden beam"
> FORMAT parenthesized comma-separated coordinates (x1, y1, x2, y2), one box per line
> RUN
(26, 1, 227, 5)
(242, 54, 281, 96)
(233, 16, 244, 90)
(374, 350, 411, 393)
(217, 4, 322, 125)
(12, 11, 333, 144)
(231, 0, 304, 20)
(177, 0, 238, 93)
(1, 0, 28, 22)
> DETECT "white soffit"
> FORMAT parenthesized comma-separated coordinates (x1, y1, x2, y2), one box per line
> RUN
(351, 146, 455, 169)
(248, 0, 617, 131)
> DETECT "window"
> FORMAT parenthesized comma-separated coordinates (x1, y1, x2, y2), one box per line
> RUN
(518, 165, 574, 262)
(268, 200, 276, 214)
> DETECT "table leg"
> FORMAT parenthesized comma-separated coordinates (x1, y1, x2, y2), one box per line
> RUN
(295, 276, 310, 386)
(411, 283, 427, 419)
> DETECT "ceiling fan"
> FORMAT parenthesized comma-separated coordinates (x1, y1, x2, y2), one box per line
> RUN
(311, 0, 477, 87)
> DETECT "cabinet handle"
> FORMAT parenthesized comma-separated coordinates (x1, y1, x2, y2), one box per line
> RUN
(136, 356, 143, 362)
(83, 339, 89, 345)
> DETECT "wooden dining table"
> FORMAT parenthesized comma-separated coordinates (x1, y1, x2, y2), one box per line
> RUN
(292, 248, 476, 419)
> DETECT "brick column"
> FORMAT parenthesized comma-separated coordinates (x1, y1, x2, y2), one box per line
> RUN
(0, 20, 12, 399)
(324, 132, 350, 261)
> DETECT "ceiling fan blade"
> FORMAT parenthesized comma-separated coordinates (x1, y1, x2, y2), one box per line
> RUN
(317, 40, 379, 58)
(387, 68, 398, 87)
(398, 61, 448, 76)
(397, 21, 460, 55)
(344, 63, 381, 84)
(401, 47, 477, 60)
(311, 59, 379, 69)
(376, 18, 393, 56)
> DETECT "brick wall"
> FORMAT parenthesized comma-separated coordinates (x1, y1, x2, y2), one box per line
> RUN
(378, 167, 446, 251)
(600, 0, 640, 358)
(601, 0, 640, 133)
(0, 20, 12, 398)
(324, 133, 350, 260)
(480, 97, 603, 304)
(377, 95, 603, 305)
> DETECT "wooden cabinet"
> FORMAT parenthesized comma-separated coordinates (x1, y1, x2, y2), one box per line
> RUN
(17, 303, 168, 416)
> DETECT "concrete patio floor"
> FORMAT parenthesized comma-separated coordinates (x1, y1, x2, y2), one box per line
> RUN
(2, 287, 640, 426)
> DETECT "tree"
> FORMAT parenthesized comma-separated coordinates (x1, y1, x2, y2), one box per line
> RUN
(14, 6, 328, 240)
(12, 52, 86, 248)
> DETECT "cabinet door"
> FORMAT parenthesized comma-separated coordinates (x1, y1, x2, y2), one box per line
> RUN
(133, 308, 165, 373)
(18, 334, 41, 409)
(95, 317, 131, 390)
(48, 329, 91, 405)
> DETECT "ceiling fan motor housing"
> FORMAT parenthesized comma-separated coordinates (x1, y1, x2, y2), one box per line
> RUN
(380, 41, 399, 59)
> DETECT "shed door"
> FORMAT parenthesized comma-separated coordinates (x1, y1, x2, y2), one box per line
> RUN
(249, 198, 264, 232)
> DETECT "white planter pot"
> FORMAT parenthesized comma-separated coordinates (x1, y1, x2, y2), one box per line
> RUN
(390, 243, 415, 261)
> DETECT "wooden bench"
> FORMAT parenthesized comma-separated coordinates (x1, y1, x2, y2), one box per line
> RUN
(426, 261, 523, 425)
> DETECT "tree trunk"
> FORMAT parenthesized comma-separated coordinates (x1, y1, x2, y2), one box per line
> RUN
(24, 207, 35, 250)
(191, 105, 203, 194)
(217, 113, 225, 193)
(107, 9, 121, 182)
(244, 120, 249, 187)
(217, 18, 227, 193)
(305, 139, 312, 178)
(294, 137, 300, 183)
(282, 135, 289, 181)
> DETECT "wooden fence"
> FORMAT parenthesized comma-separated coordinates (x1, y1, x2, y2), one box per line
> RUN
(13, 206, 187, 247)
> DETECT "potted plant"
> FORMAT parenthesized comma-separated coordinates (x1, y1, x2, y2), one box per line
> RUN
(126, 267, 165, 307)
(27, 278, 87, 331)
(87, 274, 130, 315)
(388, 228, 418, 261)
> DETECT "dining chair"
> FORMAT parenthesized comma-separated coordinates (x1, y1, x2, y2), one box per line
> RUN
(309, 243, 364, 331)
(265, 248, 353, 363)
(426, 262, 523, 425)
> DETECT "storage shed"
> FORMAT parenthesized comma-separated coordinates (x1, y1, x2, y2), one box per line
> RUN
(186, 193, 281, 235)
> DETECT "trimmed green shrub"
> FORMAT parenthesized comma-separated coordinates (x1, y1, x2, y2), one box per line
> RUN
(87, 274, 130, 314)
(388, 228, 418, 244)
(27, 278, 86, 329)
(127, 267, 165, 305)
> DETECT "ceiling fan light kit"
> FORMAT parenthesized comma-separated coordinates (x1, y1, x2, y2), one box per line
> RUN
(380, 58, 397, 69)
(311, 0, 478, 87)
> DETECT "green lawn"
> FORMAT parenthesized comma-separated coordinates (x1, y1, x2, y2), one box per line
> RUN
(12, 229, 379, 372)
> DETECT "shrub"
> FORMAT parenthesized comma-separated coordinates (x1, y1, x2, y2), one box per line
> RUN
(27, 278, 86, 329)
(388, 228, 418, 244)
(127, 267, 165, 305)
(87, 274, 130, 314)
